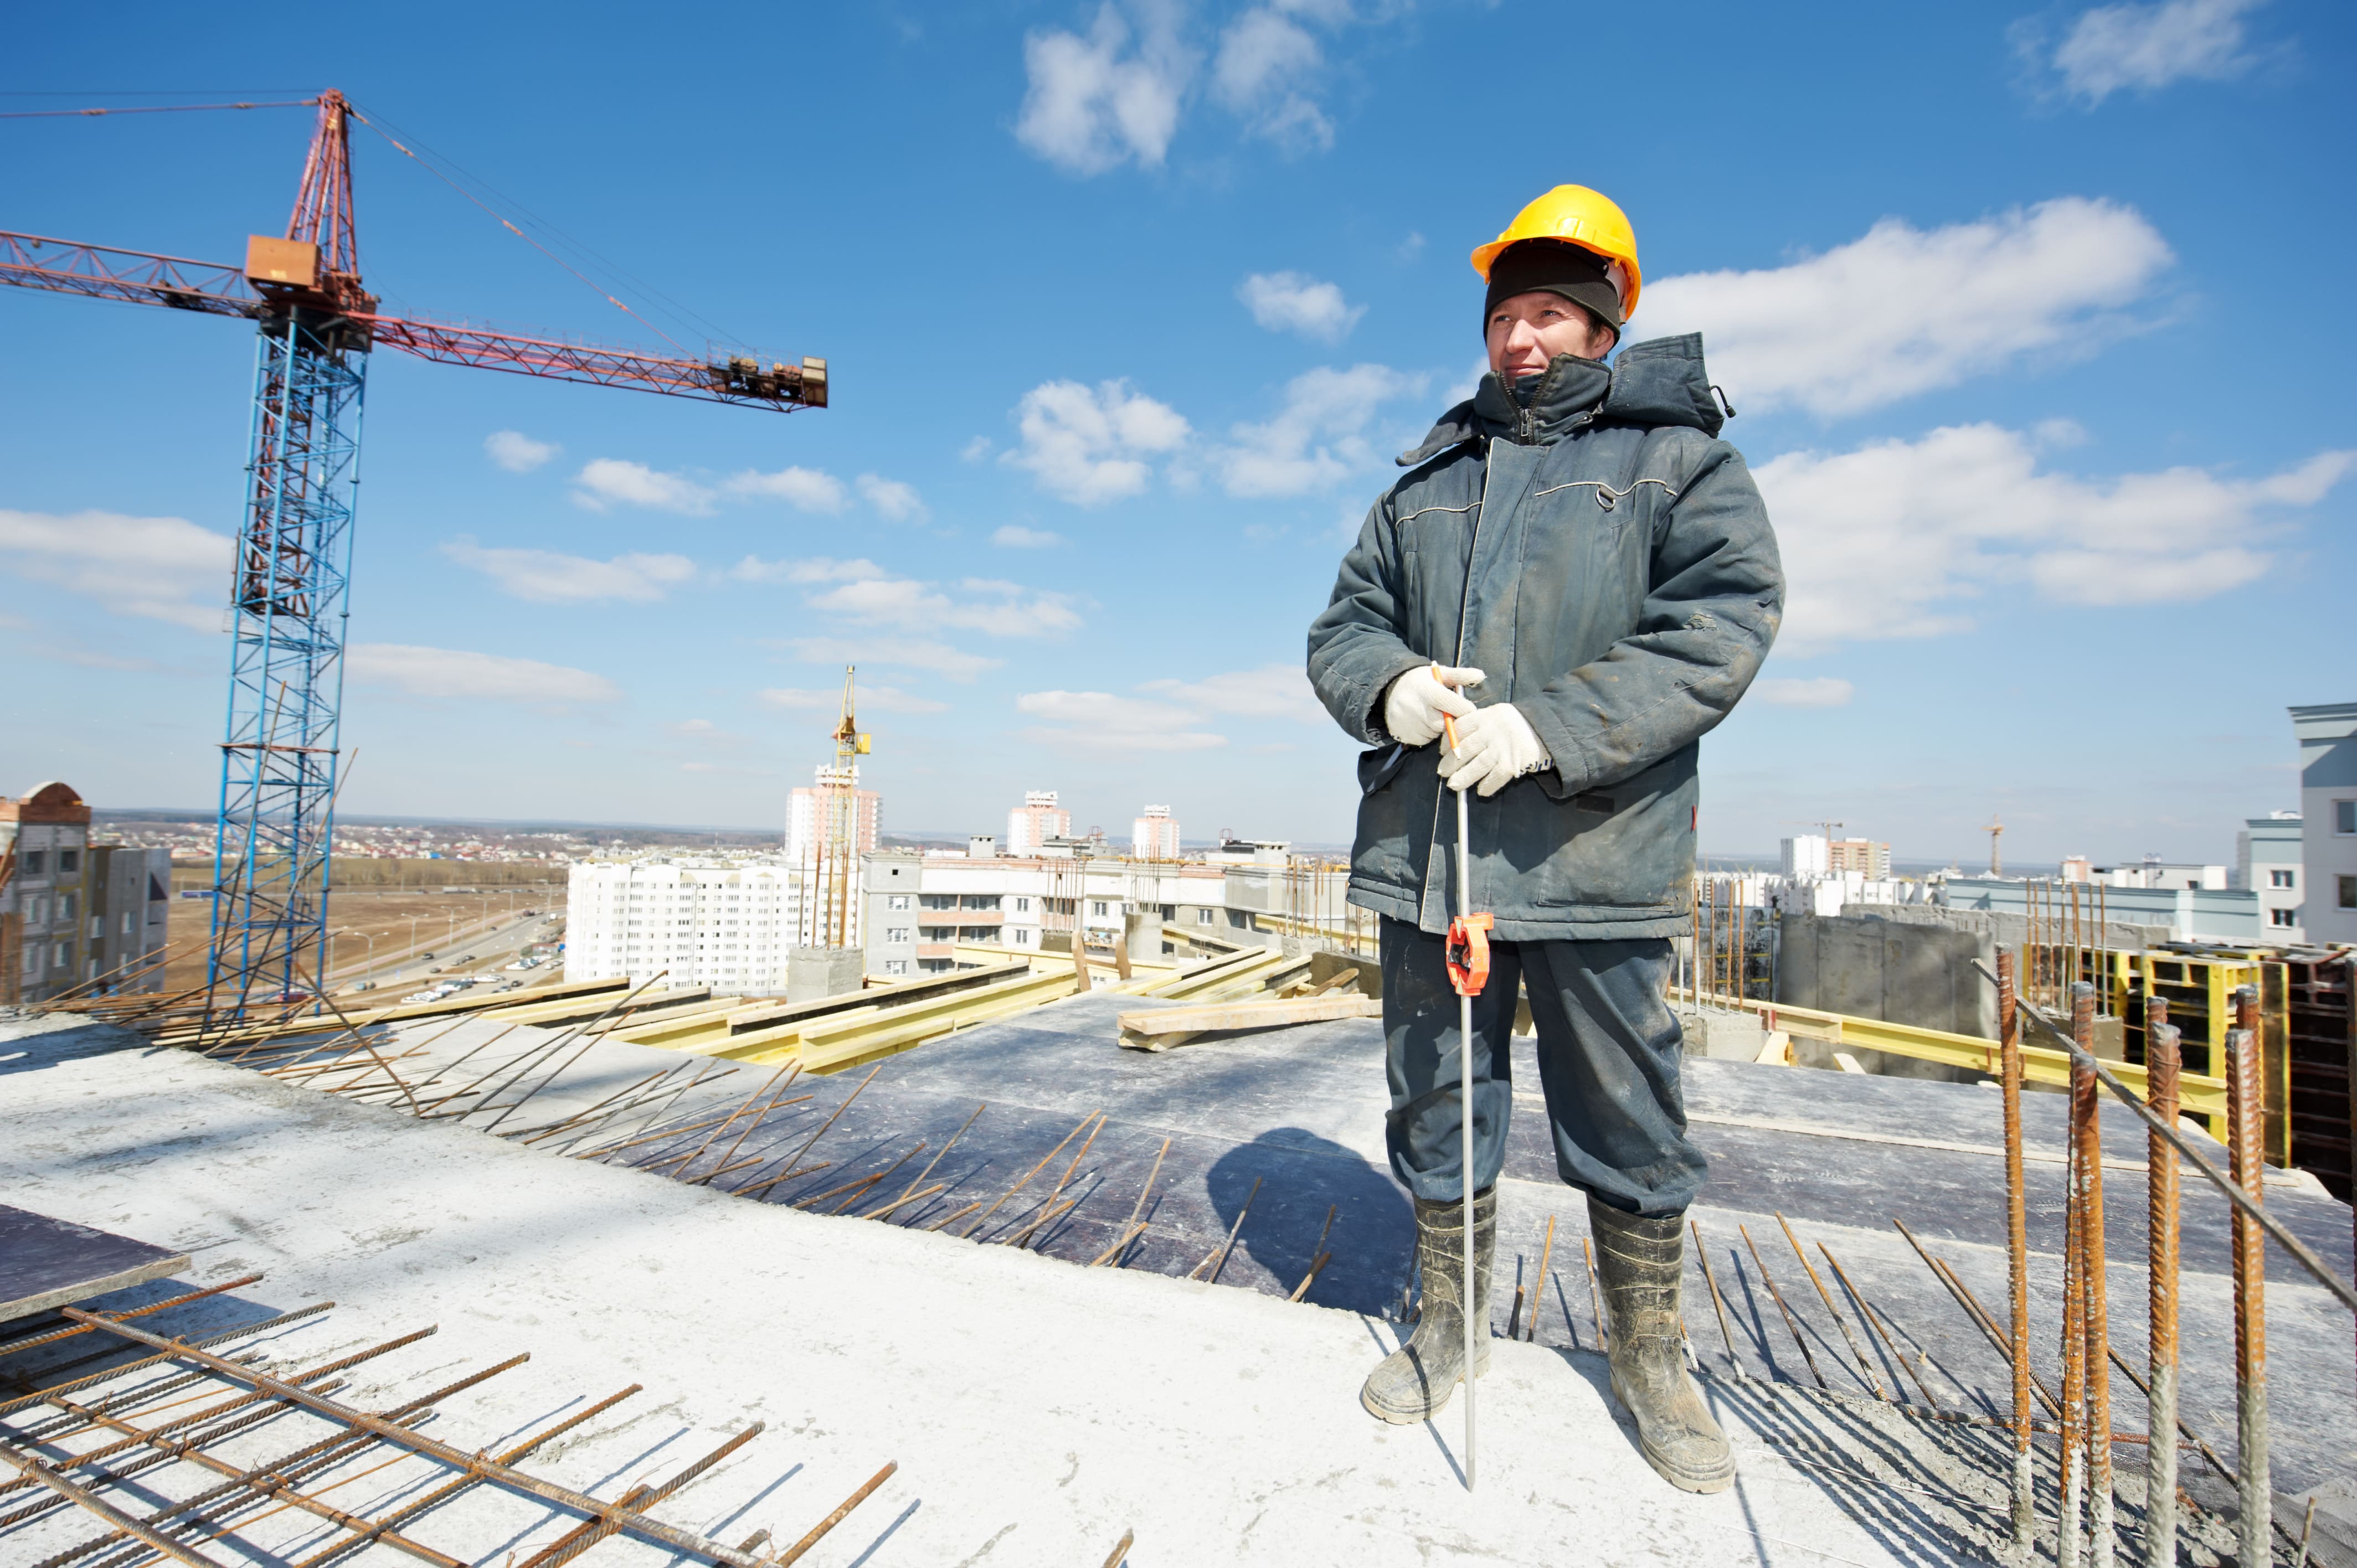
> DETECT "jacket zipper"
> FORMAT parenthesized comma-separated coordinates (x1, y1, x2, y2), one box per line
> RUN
(1427, 448, 1499, 917)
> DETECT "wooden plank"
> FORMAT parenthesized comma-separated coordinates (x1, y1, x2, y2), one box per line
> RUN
(723, 961, 1031, 1034)
(148, 974, 631, 1048)
(480, 987, 712, 1029)
(1116, 994, 1381, 1046)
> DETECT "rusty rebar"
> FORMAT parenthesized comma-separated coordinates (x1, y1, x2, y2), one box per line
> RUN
(1816, 1243, 1939, 1410)
(1088, 1136, 1170, 1266)
(678, 1063, 800, 1183)
(746, 1064, 884, 1202)
(2144, 1011, 2181, 1568)
(2072, 981, 2116, 1568)
(771, 1460, 899, 1566)
(511, 1422, 763, 1568)
(2060, 1054, 2090, 1568)
(0, 1275, 265, 1361)
(2227, 1023, 2269, 1568)
(55, 1311, 778, 1568)
(1999, 945, 2035, 1553)
(1192, 1176, 1262, 1285)
(1582, 1235, 1610, 1351)
(958, 1107, 1099, 1239)
(1776, 1212, 1886, 1400)
(1530, 1214, 1558, 1343)
(1691, 1220, 1741, 1376)
(287, 1384, 644, 1568)
(1010, 1113, 1106, 1248)
(1740, 1224, 1825, 1388)
(868, 1101, 986, 1215)
(1293, 1205, 1339, 1301)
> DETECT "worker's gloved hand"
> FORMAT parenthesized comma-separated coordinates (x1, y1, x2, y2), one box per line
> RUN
(1381, 664, 1485, 746)
(1438, 702, 1552, 797)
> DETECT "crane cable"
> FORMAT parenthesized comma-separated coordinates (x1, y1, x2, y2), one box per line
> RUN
(344, 102, 699, 357)
(339, 101, 747, 355)
(0, 99, 320, 118)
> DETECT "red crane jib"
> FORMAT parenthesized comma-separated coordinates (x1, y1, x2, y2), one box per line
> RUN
(0, 228, 824, 411)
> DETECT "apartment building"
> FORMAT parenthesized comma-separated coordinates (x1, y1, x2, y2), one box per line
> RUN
(2235, 812, 2304, 942)
(1004, 791, 1071, 855)
(1826, 838, 1891, 878)
(564, 857, 803, 993)
(1132, 805, 1181, 860)
(862, 850, 1236, 976)
(2, 781, 94, 1003)
(2292, 702, 2357, 946)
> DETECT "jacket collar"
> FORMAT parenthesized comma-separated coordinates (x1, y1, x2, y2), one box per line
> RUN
(1395, 332, 1726, 467)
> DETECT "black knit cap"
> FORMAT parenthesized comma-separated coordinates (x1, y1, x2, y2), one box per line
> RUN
(1483, 238, 1623, 333)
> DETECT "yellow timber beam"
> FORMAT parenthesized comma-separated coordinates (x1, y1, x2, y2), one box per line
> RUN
(1671, 988, 2226, 1121)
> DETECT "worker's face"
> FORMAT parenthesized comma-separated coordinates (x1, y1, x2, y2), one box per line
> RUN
(1485, 291, 1617, 382)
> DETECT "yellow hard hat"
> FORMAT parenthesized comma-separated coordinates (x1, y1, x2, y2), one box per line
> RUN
(1471, 185, 1642, 322)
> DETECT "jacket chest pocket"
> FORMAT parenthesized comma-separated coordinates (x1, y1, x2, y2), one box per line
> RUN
(1396, 503, 1478, 656)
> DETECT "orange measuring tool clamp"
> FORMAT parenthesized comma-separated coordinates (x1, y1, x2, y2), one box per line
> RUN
(1440, 712, 1494, 998)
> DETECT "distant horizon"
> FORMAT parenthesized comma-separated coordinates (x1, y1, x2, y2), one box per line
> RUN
(89, 805, 2063, 873)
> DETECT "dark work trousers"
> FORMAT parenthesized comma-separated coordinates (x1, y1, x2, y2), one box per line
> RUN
(1380, 916, 1707, 1219)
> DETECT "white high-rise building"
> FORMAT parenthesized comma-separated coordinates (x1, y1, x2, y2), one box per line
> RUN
(1133, 805, 1181, 860)
(785, 765, 880, 947)
(1780, 835, 1830, 878)
(565, 857, 803, 993)
(1006, 790, 1071, 854)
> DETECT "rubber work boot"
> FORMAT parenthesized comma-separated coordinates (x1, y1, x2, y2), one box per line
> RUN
(1588, 1196, 1736, 1493)
(1360, 1187, 1496, 1423)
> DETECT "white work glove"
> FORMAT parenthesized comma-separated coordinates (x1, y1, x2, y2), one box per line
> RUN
(1438, 702, 1553, 797)
(1381, 663, 1485, 746)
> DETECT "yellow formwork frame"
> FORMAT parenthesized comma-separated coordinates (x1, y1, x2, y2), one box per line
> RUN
(1672, 988, 2228, 1122)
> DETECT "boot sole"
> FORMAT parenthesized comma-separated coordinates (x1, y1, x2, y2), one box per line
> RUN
(1358, 1355, 1491, 1426)
(1610, 1370, 1736, 1494)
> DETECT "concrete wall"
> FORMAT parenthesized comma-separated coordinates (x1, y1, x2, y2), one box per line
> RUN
(1774, 910, 1999, 1044)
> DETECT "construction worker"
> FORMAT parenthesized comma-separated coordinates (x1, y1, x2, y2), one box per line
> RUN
(1305, 185, 1783, 1492)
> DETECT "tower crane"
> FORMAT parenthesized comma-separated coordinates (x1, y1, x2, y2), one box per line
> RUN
(1, 91, 826, 1015)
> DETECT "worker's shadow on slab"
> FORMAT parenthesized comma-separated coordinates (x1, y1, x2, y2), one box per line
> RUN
(1204, 1129, 1412, 1313)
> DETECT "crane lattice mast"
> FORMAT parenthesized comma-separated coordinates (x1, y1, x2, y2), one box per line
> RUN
(0, 90, 826, 1015)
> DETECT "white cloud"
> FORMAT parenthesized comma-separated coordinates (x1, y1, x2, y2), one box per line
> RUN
(2037, 0, 2266, 102)
(441, 537, 694, 604)
(1015, 4, 1193, 174)
(1212, 8, 1331, 151)
(484, 430, 560, 472)
(1753, 424, 2354, 654)
(856, 473, 928, 522)
(1753, 677, 1854, 709)
(726, 465, 849, 512)
(347, 643, 621, 705)
(572, 458, 716, 515)
(1213, 363, 1424, 498)
(1017, 689, 1227, 751)
(1006, 379, 1191, 504)
(1640, 199, 2173, 417)
(0, 508, 231, 631)
(992, 525, 1064, 549)
(743, 558, 1082, 637)
(1238, 271, 1364, 342)
(1140, 663, 1324, 723)
(760, 684, 949, 716)
(961, 436, 994, 462)
(732, 556, 886, 586)
(776, 636, 1002, 684)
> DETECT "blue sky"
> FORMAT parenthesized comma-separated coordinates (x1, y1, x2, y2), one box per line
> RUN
(3, 0, 2350, 866)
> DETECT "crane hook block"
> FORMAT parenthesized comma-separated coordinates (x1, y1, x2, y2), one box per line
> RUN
(1446, 912, 1493, 998)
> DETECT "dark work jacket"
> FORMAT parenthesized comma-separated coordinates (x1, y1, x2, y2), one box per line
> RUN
(1305, 334, 1783, 941)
